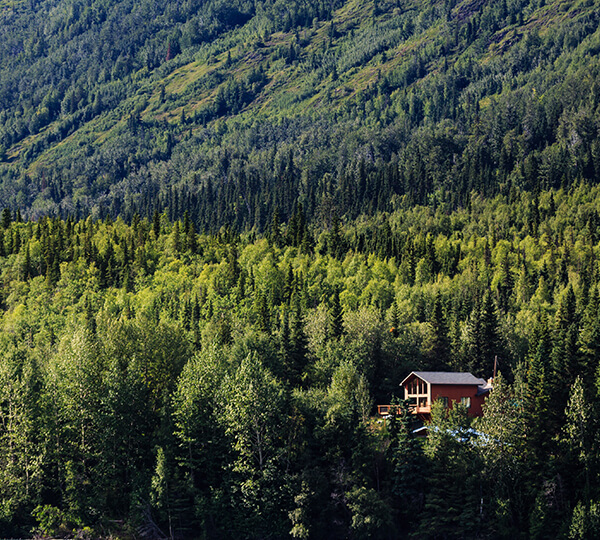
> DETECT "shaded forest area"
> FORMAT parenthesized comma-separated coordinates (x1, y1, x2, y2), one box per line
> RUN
(1, 186, 600, 538)
(0, 0, 599, 228)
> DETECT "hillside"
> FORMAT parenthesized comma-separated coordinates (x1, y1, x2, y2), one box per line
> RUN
(0, 0, 600, 229)
(3, 1, 600, 538)
(1, 185, 600, 538)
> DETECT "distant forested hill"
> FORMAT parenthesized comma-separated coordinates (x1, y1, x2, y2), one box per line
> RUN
(0, 0, 600, 229)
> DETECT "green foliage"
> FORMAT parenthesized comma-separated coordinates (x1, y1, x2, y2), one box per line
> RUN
(0, 183, 598, 536)
(569, 500, 600, 540)
(10, 1, 600, 535)
(31, 505, 67, 537)
(389, 400, 426, 531)
(418, 401, 482, 539)
(476, 372, 527, 536)
(0, 0, 598, 237)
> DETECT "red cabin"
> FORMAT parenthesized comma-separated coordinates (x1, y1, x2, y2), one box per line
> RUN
(378, 371, 492, 420)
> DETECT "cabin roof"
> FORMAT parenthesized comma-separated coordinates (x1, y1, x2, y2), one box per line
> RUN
(401, 371, 487, 386)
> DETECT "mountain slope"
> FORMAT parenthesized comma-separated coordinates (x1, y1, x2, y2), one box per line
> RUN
(1, 0, 600, 229)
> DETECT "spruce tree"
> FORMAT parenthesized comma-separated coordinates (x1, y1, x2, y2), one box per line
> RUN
(289, 292, 308, 385)
(551, 285, 581, 416)
(579, 287, 600, 384)
(417, 401, 480, 539)
(389, 399, 426, 532)
(426, 293, 451, 369)
(328, 290, 344, 340)
(523, 314, 552, 471)
(254, 291, 270, 333)
(1, 207, 11, 229)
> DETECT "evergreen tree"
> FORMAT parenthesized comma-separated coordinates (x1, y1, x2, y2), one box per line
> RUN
(580, 288, 600, 383)
(289, 292, 308, 385)
(561, 377, 594, 502)
(425, 293, 451, 369)
(523, 314, 552, 472)
(328, 290, 344, 340)
(1, 208, 11, 229)
(254, 291, 270, 333)
(328, 213, 342, 259)
(153, 210, 161, 238)
(551, 285, 581, 419)
(464, 291, 503, 377)
(417, 401, 481, 539)
(268, 208, 282, 247)
(389, 399, 426, 532)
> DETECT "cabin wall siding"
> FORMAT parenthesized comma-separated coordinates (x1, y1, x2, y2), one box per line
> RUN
(430, 383, 485, 417)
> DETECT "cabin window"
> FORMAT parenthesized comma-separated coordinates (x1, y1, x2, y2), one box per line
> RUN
(460, 397, 471, 408)
(418, 397, 427, 408)
(408, 380, 424, 395)
(407, 378, 428, 396)
(379, 406, 389, 414)
(438, 397, 448, 408)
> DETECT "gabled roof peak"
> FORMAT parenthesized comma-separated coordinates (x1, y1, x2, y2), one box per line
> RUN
(401, 371, 487, 386)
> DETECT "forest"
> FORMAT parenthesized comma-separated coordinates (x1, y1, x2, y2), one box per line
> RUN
(1, 0, 600, 538)
(0, 185, 600, 538)
(0, 0, 599, 228)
